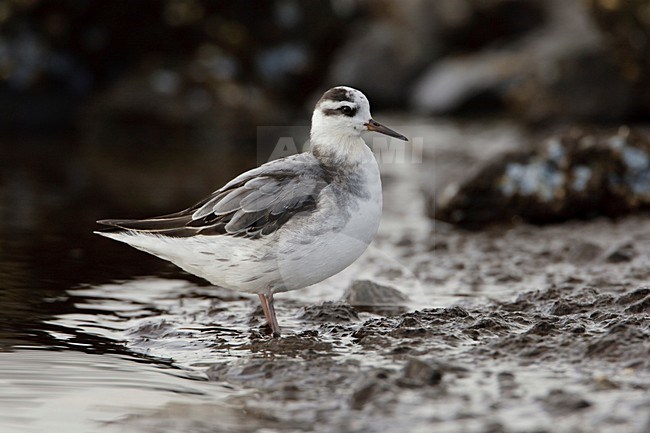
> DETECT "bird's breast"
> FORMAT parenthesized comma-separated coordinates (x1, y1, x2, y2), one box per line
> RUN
(273, 153, 382, 292)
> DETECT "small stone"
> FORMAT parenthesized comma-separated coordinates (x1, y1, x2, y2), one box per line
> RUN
(567, 241, 603, 264)
(343, 280, 409, 315)
(542, 389, 592, 414)
(605, 242, 637, 263)
(350, 382, 379, 410)
(397, 358, 443, 388)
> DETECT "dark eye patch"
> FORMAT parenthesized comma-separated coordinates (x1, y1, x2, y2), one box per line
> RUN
(321, 105, 358, 117)
(339, 105, 357, 117)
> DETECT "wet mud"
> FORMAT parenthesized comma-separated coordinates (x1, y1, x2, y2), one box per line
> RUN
(227, 235, 649, 433)
(50, 212, 650, 433)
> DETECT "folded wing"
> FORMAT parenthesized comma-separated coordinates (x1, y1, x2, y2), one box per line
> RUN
(97, 154, 329, 238)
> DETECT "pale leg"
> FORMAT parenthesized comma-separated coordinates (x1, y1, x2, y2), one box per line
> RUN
(258, 293, 271, 324)
(258, 293, 281, 338)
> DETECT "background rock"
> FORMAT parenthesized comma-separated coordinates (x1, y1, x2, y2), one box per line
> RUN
(4, 0, 648, 134)
(325, 0, 441, 107)
(0, 0, 360, 132)
(429, 127, 650, 227)
(410, 0, 635, 122)
(589, 0, 650, 116)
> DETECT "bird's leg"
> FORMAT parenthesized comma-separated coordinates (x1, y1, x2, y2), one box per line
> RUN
(265, 292, 281, 338)
(258, 293, 281, 338)
(258, 293, 272, 325)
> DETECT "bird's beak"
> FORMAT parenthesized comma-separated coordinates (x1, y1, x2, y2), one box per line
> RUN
(365, 119, 408, 141)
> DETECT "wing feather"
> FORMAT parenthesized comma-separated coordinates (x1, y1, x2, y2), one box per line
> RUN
(96, 153, 330, 239)
(209, 188, 252, 216)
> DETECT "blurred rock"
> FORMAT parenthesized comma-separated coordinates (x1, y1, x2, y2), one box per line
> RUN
(605, 242, 637, 263)
(542, 389, 592, 414)
(326, 0, 441, 107)
(418, 121, 527, 231)
(0, 1, 360, 132)
(588, 0, 650, 116)
(410, 49, 518, 115)
(506, 49, 632, 122)
(0, 24, 92, 132)
(343, 279, 409, 315)
(410, 0, 635, 122)
(350, 381, 384, 410)
(441, 0, 547, 51)
(397, 358, 443, 388)
(429, 127, 650, 228)
(84, 65, 287, 145)
(567, 241, 604, 264)
(328, 0, 554, 108)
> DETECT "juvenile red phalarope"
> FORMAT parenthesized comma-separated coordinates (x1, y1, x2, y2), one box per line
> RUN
(96, 86, 407, 337)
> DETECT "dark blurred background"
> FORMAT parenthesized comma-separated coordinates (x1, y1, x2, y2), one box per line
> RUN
(3, 0, 650, 131)
(3, 0, 650, 133)
(1, 0, 650, 296)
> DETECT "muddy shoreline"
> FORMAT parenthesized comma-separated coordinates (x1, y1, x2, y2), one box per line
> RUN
(67, 119, 650, 432)
(54, 213, 649, 433)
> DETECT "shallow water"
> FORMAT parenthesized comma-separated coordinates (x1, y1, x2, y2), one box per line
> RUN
(0, 350, 234, 433)
(1, 120, 649, 432)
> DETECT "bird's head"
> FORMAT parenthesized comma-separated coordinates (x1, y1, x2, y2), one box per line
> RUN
(311, 86, 407, 143)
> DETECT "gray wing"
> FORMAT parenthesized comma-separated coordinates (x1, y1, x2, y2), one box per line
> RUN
(97, 154, 330, 238)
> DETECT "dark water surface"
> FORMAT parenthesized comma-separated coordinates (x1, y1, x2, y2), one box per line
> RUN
(1, 122, 649, 433)
(0, 134, 259, 432)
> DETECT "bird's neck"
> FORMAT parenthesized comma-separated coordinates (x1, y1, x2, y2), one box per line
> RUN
(310, 130, 372, 169)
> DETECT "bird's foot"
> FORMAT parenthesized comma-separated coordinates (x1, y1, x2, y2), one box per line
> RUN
(259, 322, 281, 338)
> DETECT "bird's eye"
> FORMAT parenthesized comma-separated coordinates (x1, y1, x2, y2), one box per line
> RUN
(340, 105, 353, 115)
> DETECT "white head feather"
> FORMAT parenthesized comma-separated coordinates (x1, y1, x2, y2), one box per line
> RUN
(310, 86, 406, 162)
